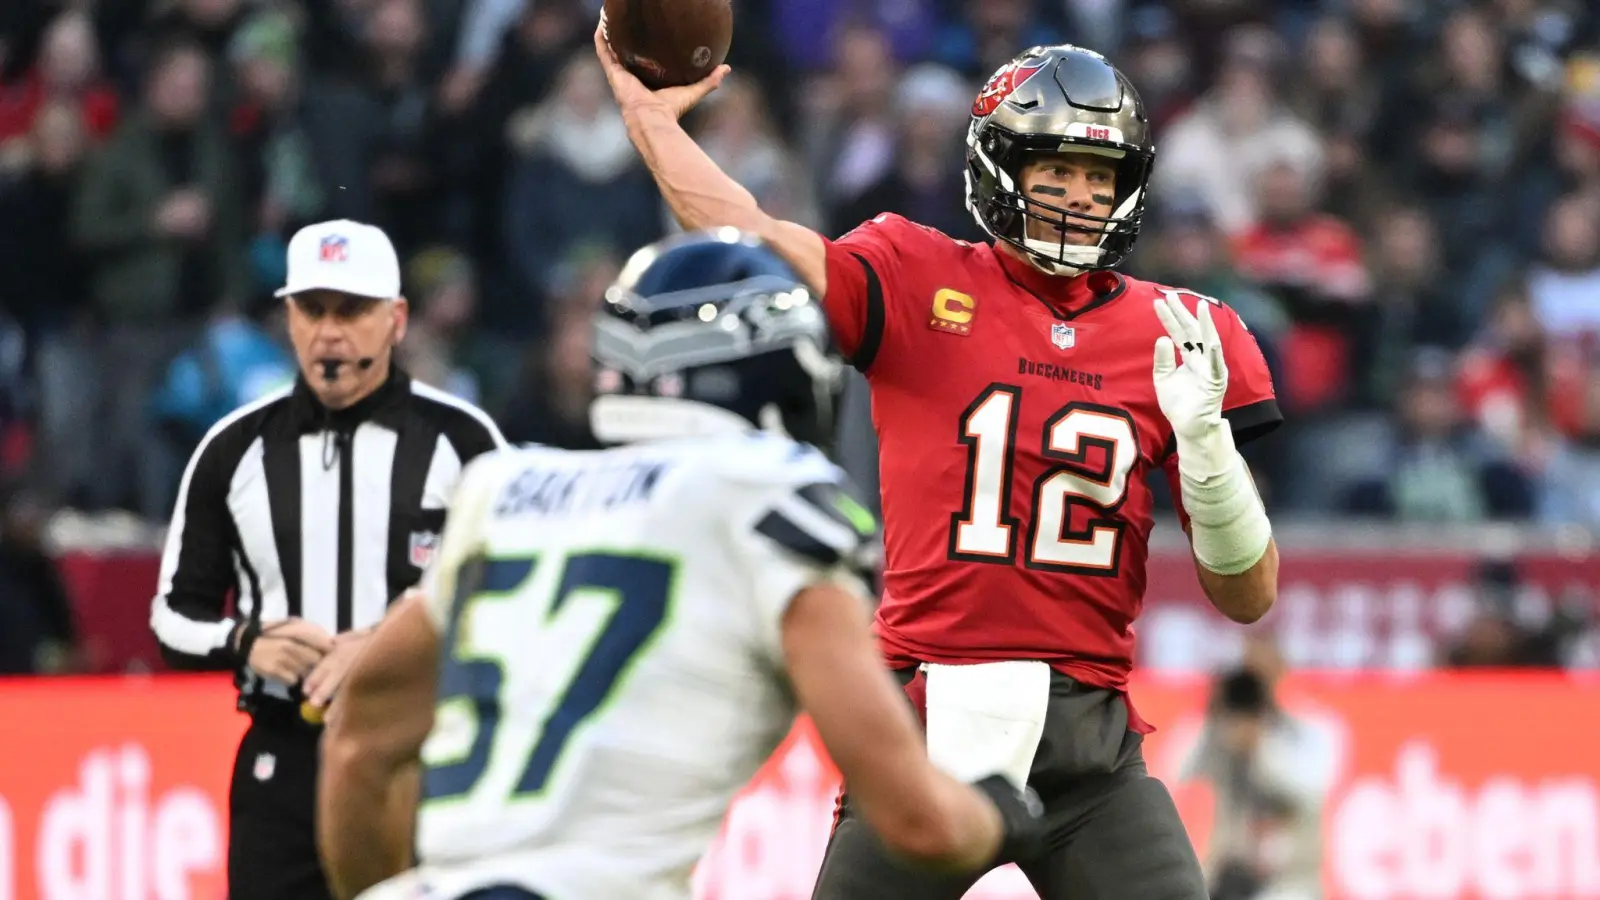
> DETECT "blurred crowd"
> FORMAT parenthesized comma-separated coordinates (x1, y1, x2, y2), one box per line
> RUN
(2, 0, 1600, 527)
(1, 13, 1597, 893)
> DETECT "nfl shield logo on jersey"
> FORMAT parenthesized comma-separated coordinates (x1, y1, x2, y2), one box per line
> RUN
(1050, 323, 1076, 350)
(253, 752, 275, 782)
(409, 530, 440, 568)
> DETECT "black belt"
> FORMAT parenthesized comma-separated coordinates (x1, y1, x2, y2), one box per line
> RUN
(246, 696, 323, 732)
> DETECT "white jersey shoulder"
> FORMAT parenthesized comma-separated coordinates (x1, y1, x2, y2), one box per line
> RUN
(390, 434, 876, 900)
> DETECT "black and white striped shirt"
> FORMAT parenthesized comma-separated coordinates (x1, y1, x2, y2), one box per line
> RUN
(149, 367, 505, 702)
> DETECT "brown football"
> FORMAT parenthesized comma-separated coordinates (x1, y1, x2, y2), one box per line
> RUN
(601, 0, 732, 90)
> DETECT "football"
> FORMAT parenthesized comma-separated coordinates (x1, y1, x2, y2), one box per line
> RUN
(601, 0, 733, 90)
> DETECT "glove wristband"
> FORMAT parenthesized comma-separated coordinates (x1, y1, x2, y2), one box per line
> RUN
(1178, 443, 1271, 576)
(971, 774, 1047, 862)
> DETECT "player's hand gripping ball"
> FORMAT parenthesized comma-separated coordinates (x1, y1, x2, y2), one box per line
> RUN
(600, 0, 732, 89)
(1151, 292, 1229, 443)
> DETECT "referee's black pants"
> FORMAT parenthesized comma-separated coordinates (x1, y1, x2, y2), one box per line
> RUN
(228, 702, 334, 900)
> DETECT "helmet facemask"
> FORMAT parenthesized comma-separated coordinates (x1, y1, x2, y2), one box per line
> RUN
(966, 124, 1152, 275)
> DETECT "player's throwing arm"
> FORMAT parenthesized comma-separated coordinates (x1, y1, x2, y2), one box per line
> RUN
(593, 23, 833, 295)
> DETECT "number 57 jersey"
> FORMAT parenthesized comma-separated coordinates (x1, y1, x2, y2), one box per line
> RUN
(821, 214, 1282, 719)
(400, 435, 877, 900)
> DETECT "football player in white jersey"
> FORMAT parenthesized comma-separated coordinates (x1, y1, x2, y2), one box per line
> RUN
(316, 230, 1046, 900)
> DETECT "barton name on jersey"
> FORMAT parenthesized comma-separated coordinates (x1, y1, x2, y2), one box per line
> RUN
(370, 432, 875, 900)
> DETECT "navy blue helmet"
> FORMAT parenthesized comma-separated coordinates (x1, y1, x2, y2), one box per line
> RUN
(590, 229, 845, 449)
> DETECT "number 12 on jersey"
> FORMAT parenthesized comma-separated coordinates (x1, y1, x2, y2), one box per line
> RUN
(951, 383, 1139, 575)
(423, 551, 677, 805)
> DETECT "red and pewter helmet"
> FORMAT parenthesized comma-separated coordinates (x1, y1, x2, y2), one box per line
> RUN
(964, 44, 1155, 275)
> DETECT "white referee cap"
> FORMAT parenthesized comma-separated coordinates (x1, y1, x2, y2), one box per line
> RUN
(276, 219, 401, 300)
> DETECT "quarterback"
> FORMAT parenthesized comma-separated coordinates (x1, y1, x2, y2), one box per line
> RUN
(314, 232, 1045, 900)
(598, 32, 1281, 900)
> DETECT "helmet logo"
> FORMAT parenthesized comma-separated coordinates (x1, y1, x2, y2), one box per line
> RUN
(972, 59, 1049, 118)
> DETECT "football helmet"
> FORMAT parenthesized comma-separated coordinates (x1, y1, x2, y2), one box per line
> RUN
(590, 228, 845, 449)
(965, 44, 1155, 275)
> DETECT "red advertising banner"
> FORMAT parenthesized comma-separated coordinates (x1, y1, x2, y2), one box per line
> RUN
(0, 677, 245, 900)
(3, 673, 1600, 900)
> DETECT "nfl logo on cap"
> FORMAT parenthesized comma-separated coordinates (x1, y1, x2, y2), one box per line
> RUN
(319, 235, 349, 262)
(1050, 323, 1076, 350)
(277, 219, 402, 299)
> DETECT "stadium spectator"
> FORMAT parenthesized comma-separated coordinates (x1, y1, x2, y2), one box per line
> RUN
(1343, 349, 1536, 522)
(0, 99, 90, 501)
(148, 305, 295, 459)
(1232, 158, 1369, 412)
(1117, 6, 1196, 134)
(1527, 190, 1600, 338)
(1401, 95, 1518, 314)
(827, 62, 977, 240)
(1442, 557, 1593, 667)
(0, 487, 78, 674)
(70, 36, 247, 517)
(771, 0, 941, 72)
(226, 4, 324, 294)
(0, 313, 27, 483)
(397, 245, 490, 405)
(298, 0, 443, 261)
(1361, 204, 1463, 404)
(805, 24, 902, 228)
(1457, 277, 1560, 452)
(691, 71, 821, 228)
(930, 0, 1061, 80)
(499, 263, 611, 451)
(1539, 361, 1600, 525)
(1153, 28, 1323, 234)
(0, 9, 118, 147)
(503, 53, 661, 328)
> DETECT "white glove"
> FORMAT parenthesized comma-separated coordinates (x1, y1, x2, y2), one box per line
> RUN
(1151, 293, 1271, 575)
(1152, 294, 1233, 480)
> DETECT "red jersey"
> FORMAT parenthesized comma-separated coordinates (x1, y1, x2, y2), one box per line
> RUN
(821, 214, 1281, 723)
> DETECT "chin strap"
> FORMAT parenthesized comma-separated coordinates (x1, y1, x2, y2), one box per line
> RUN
(1021, 252, 1087, 278)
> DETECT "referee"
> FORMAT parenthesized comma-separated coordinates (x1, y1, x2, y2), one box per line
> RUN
(148, 219, 506, 900)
